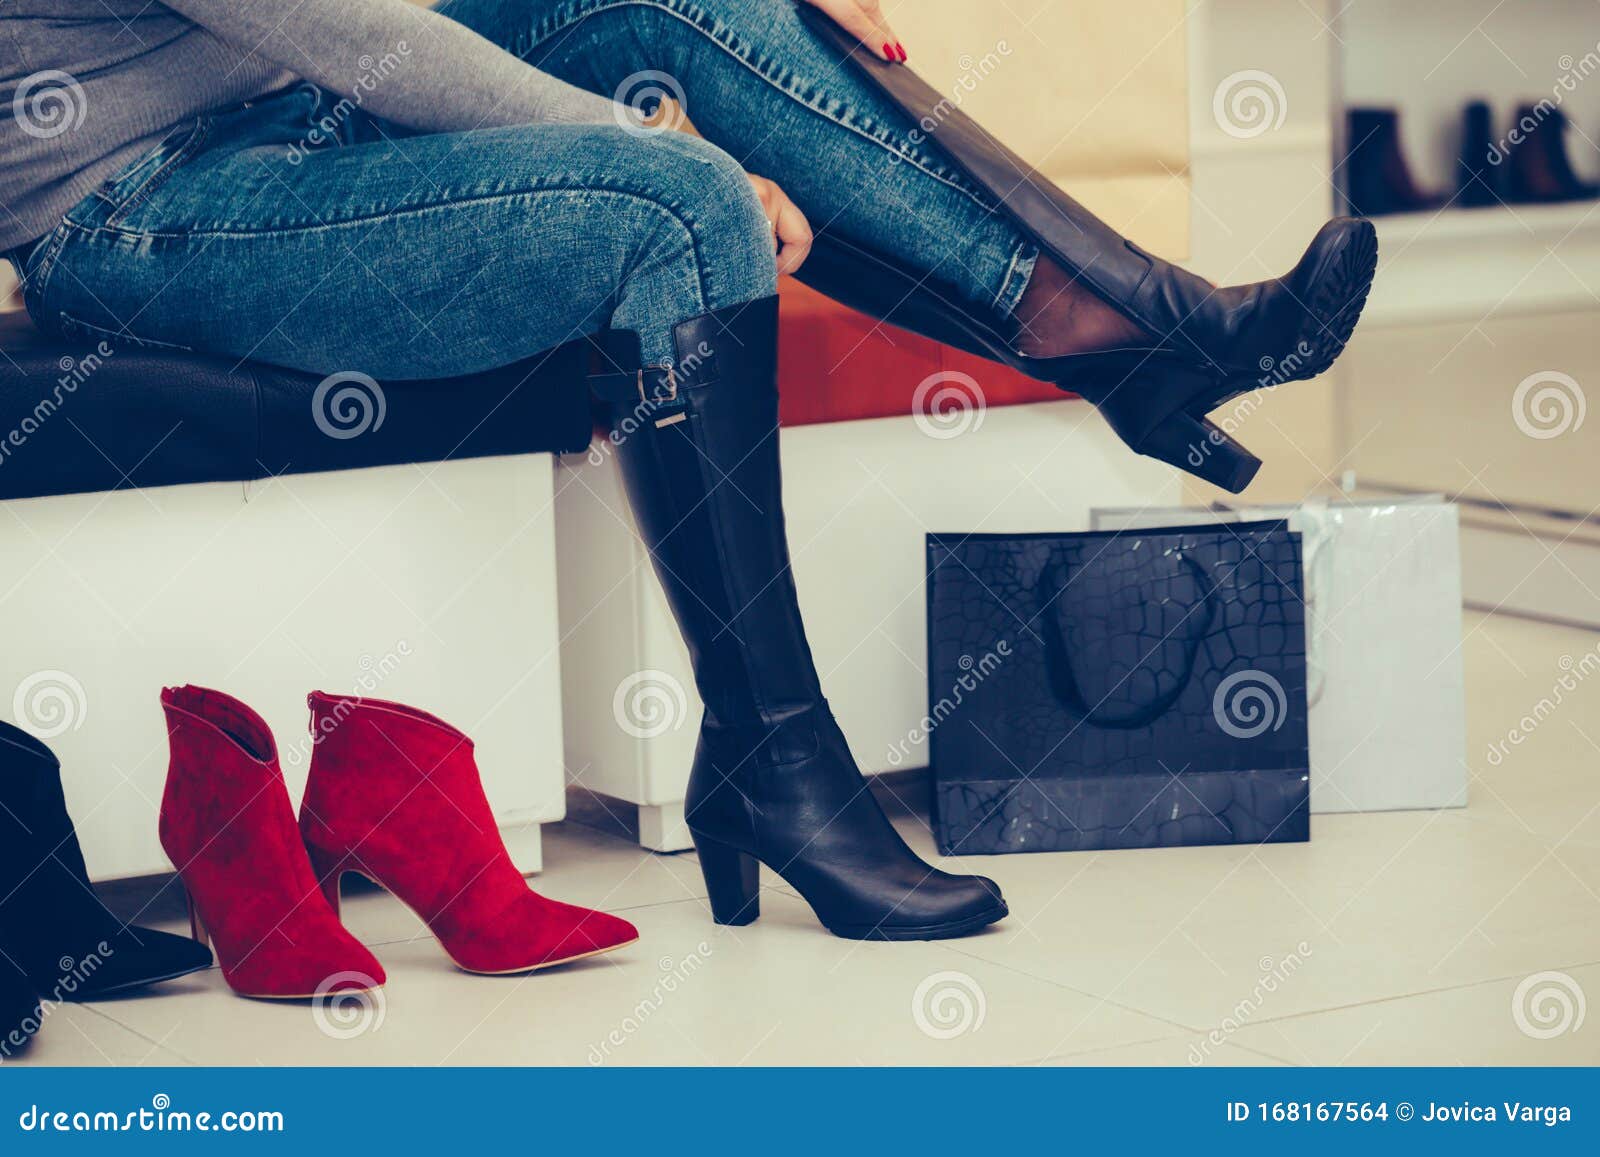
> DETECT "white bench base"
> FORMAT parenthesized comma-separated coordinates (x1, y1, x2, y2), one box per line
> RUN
(1, 455, 566, 880)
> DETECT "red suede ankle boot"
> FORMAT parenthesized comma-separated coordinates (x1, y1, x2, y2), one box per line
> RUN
(159, 686, 385, 999)
(300, 693, 638, 974)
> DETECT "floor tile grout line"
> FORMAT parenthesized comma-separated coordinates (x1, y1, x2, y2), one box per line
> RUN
(1231, 956, 1600, 1031)
(938, 940, 1204, 1038)
(71, 1001, 206, 1067)
(1017, 1032, 1300, 1068)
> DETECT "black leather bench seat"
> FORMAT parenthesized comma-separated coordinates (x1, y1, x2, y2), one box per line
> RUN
(0, 312, 592, 501)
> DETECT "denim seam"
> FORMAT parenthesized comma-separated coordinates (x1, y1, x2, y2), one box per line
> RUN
(528, 0, 994, 210)
(62, 187, 716, 319)
(56, 310, 195, 352)
(993, 239, 1038, 317)
(18, 222, 73, 321)
(102, 117, 214, 229)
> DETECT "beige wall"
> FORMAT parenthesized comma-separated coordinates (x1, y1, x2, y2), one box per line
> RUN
(904, 0, 1346, 501)
(1184, 0, 1341, 502)
(893, 0, 1192, 256)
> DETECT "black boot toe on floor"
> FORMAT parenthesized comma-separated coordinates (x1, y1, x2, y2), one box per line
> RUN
(1, 958, 41, 1055)
(1, 723, 214, 1001)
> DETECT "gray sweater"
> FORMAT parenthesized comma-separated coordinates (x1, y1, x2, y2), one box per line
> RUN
(0, 0, 623, 251)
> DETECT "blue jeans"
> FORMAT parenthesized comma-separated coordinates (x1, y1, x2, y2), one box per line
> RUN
(18, 0, 1034, 374)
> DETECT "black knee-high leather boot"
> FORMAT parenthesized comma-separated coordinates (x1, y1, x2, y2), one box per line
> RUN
(0, 723, 214, 998)
(592, 298, 1007, 940)
(795, 8, 1378, 495)
(1, 954, 40, 1054)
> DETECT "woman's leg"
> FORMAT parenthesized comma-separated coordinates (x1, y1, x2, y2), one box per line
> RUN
(440, 0, 1373, 494)
(26, 88, 774, 376)
(596, 293, 1008, 940)
(434, 0, 1039, 321)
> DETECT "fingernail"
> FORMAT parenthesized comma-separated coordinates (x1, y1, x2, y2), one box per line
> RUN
(896, 43, 909, 62)
(882, 42, 895, 61)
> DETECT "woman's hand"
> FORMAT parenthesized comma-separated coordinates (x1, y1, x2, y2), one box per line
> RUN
(747, 175, 813, 276)
(801, 0, 905, 62)
(642, 98, 811, 274)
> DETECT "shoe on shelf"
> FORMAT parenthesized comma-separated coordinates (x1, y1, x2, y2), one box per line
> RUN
(1343, 107, 1449, 216)
(300, 693, 638, 974)
(1505, 105, 1600, 204)
(0, 721, 212, 1000)
(159, 686, 384, 1000)
(1457, 101, 1504, 208)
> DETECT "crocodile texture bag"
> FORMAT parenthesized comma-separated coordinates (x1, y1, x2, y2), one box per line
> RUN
(926, 521, 1310, 855)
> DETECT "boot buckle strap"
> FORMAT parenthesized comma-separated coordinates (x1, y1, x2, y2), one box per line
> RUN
(638, 366, 678, 406)
(639, 367, 687, 427)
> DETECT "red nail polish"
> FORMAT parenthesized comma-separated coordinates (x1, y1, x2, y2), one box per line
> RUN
(882, 42, 895, 61)
(896, 43, 909, 62)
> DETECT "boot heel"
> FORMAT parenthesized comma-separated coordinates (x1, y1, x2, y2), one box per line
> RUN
(183, 887, 210, 950)
(692, 834, 760, 926)
(305, 842, 346, 920)
(1137, 410, 1262, 494)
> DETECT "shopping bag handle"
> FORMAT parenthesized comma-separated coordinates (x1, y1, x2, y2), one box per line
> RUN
(1036, 551, 1216, 729)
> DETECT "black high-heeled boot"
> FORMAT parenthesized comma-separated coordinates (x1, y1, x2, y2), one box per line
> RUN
(590, 298, 1007, 940)
(795, 7, 1377, 494)
(0, 723, 213, 998)
(1, 953, 40, 1054)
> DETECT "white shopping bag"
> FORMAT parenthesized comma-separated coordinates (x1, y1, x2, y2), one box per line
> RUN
(1092, 498, 1468, 813)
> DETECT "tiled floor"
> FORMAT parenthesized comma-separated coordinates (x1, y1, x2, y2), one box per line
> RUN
(12, 612, 1600, 1066)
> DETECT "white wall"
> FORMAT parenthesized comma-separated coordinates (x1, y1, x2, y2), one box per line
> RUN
(1184, 0, 1343, 501)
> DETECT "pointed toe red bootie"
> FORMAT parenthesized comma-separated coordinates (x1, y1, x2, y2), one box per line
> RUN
(300, 693, 639, 974)
(159, 686, 386, 1000)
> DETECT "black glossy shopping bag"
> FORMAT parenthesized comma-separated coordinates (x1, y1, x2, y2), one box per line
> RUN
(926, 520, 1310, 855)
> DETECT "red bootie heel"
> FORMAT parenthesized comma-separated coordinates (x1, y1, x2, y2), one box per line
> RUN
(301, 693, 639, 974)
(160, 686, 385, 1000)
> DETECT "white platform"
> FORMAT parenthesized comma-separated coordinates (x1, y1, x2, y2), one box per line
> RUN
(0, 454, 568, 880)
(555, 398, 1183, 850)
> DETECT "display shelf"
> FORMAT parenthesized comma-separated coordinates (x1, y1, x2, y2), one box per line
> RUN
(1362, 200, 1600, 328)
